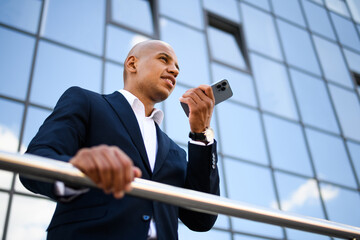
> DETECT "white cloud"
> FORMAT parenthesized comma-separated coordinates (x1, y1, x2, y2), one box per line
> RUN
(0, 125, 27, 154)
(131, 35, 150, 48)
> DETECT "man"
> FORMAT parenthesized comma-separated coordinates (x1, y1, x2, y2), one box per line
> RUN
(20, 40, 220, 239)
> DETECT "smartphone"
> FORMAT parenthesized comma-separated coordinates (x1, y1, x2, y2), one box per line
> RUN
(181, 79, 233, 117)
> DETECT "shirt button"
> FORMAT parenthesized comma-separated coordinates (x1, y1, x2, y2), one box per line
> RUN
(142, 215, 150, 222)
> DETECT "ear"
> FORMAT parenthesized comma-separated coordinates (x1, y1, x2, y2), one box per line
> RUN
(125, 56, 137, 73)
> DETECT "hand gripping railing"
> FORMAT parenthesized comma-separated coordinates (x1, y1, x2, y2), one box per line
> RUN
(0, 150, 359, 239)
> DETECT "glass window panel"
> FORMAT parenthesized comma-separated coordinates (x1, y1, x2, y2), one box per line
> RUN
(272, 0, 306, 27)
(0, 169, 13, 190)
(0, 98, 24, 152)
(211, 62, 257, 107)
(203, 0, 240, 23)
(277, 19, 321, 75)
(290, 69, 339, 134)
(303, 0, 336, 40)
(104, 62, 124, 94)
(348, 0, 360, 23)
(344, 49, 360, 73)
(0, 192, 9, 238)
(264, 114, 313, 175)
(329, 85, 360, 142)
(224, 158, 283, 238)
(42, 0, 105, 55)
(243, 0, 271, 11)
(0, 27, 35, 100)
(347, 141, 360, 182)
(30, 41, 102, 109)
(275, 172, 329, 240)
(241, 3, 283, 60)
(251, 54, 298, 120)
(325, 0, 351, 17)
(161, 19, 210, 87)
(214, 156, 230, 229)
(218, 102, 268, 164)
(0, 0, 41, 33)
(331, 12, 360, 52)
(179, 223, 232, 240)
(320, 183, 360, 226)
(208, 26, 247, 70)
(159, 0, 203, 29)
(111, 0, 154, 35)
(306, 128, 357, 187)
(313, 36, 353, 88)
(7, 195, 56, 239)
(234, 234, 270, 240)
(106, 25, 149, 64)
(310, 0, 324, 4)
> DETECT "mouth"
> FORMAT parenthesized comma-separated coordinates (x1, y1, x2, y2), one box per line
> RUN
(161, 76, 176, 87)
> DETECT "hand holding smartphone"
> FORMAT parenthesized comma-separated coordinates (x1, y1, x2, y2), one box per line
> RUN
(180, 79, 233, 117)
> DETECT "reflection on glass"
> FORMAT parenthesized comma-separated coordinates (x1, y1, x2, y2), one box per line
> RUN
(331, 13, 360, 52)
(243, 0, 270, 11)
(310, 0, 324, 4)
(303, 0, 336, 40)
(203, 0, 240, 23)
(313, 36, 353, 88)
(161, 18, 210, 87)
(112, 0, 154, 35)
(211, 62, 257, 107)
(7, 195, 56, 239)
(208, 26, 247, 70)
(241, 3, 283, 60)
(218, 102, 268, 164)
(290, 69, 339, 134)
(251, 54, 298, 120)
(14, 174, 37, 196)
(347, 0, 360, 23)
(329, 85, 360, 142)
(320, 183, 360, 227)
(179, 223, 232, 240)
(0, 192, 9, 238)
(42, 0, 105, 55)
(0, 0, 41, 33)
(159, 0, 203, 29)
(30, 41, 102, 108)
(0, 27, 35, 100)
(264, 114, 312, 175)
(104, 62, 124, 94)
(224, 158, 283, 238)
(0, 99, 24, 152)
(325, 0, 350, 17)
(277, 19, 320, 75)
(306, 128, 357, 187)
(275, 172, 329, 240)
(0, 170, 13, 190)
(347, 141, 360, 183)
(344, 49, 360, 73)
(272, 0, 305, 26)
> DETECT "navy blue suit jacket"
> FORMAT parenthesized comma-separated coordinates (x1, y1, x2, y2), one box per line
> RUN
(20, 87, 220, 240)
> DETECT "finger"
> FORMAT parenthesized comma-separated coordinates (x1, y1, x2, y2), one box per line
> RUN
(113, 147, 133, 193)
(198, 85, 215, 104)
(92, 148, 113, 192)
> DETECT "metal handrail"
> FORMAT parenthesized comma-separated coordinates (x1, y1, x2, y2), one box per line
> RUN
(0, 150, 359, 239)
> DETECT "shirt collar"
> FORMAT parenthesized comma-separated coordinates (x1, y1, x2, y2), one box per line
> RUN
(118, 89, 164, 125)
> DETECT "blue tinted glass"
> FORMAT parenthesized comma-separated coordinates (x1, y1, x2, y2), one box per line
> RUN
(0, 99, 24, 152)
(264, 114, 313, 175)
(218, 102, 268, 164)
(112, 0, 153, 35)
(161, 19, 210, 87)
(106, 25, 149, 64)
(251, 54, 298, 120)
(347, 141, 360, 182)
(30, 41, 102, 108)
(348, 0, 360, 23)
(272, 0, 305, 26)
(306, 128, 357, 187)
(203, 0, 240, 23)
(0, 0, 41, 33)
(310, 0, 324, 4)
(331, 13, 360, 52)
(159, 0, 203, 29)
(243, 0, 270, 11)
(320, 183, 360, 226)
(290, 69, 339, 134)
(325, 0, 351, 17)
(344, 49, 360, 73)
(179, 223, 232, 240)
(211, 63, 257, 107)
(214, 156, 230, 229)
(277, 20, 321, 75)
(313, 36, 353, 88)
(329, 85, 360, 142)
(303, 0, 336, 40)
(275, 172, 329, 240)
(224, 158, 283, 238)
(241, 3, 283, 60)
(234, 234, 271, 240)
(208, 26, 247, 70)
(43, 0, 105, 55)
(0, 27, 35, 100)
(0, 193, 9, 237)
(104, 62, 124, 94)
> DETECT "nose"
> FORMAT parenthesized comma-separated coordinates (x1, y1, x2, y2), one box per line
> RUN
(168, 64, 179, 78)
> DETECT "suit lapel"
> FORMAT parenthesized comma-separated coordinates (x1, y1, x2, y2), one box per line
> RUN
(103, 91, 152, 175)
(153, 123, 170, 176)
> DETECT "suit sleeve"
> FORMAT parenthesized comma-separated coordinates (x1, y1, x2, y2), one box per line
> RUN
(179, 141, 220, 231)
(20, 87, 89, 200)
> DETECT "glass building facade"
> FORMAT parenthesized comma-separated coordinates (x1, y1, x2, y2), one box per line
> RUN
(0, 0, 360, 239)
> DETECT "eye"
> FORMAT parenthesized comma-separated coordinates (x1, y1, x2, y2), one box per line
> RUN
(160, 56, 168, 63)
